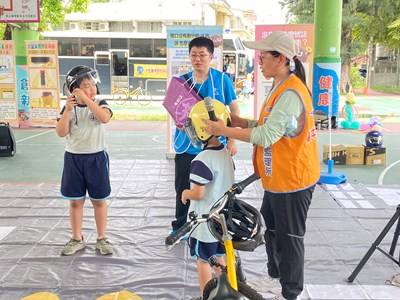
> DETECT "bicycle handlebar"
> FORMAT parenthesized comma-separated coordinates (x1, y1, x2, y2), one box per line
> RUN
(165, 220, 195, 246)
(227, 173, 260, 197)
(165, 173, 260, 247)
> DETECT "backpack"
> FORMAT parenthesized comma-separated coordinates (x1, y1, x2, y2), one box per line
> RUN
(0, 122, 16, 157)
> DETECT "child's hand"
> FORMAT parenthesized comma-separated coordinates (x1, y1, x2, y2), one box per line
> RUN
(66, 95, 77, 111)
(72, 88, 89, 104)
(181, 189, 189, 205)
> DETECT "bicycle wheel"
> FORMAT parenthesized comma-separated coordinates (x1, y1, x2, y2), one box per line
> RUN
(136, 89, 152, 106)
(113, 89, 127, 105)
(203, 278, 264, 300)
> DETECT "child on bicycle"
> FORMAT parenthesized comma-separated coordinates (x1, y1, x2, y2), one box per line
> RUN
(56, 65, 113, 256)
(181, 99, 235, 299)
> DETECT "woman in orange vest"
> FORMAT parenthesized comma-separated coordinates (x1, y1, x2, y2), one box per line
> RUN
(202, 31, 320, 300)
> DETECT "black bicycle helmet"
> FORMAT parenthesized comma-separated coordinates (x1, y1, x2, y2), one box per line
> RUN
(64, 65, 101, 95)
(208, 198, 266, 252)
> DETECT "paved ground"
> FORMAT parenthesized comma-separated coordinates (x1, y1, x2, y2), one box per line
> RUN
(0, 94, 399, 299)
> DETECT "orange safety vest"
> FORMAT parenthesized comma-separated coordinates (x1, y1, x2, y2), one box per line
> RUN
(254, 74, 320, 193)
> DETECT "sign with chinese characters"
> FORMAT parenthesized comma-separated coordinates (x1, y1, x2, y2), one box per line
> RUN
(26, 40, 60, 127)
(0, 0, 40, 22)
(253, 24, 315, 118)
(312, 62, 340, 119)
(133, 63, 167, 79)
(0, 40, 18, 127)
(165, 25, 223, 156)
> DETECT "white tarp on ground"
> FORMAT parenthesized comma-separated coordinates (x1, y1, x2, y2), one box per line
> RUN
(1, 159, 400, 299)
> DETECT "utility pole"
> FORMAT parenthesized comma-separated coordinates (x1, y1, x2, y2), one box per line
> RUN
(365, 0, 377, 95)
(364, 36, 373, 95)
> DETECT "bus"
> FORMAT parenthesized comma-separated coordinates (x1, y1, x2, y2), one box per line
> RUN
(42, 31, 252, 97)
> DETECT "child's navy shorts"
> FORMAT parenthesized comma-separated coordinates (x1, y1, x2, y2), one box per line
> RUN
(189, 237, 225, 262)
(61, 151, 111, 200)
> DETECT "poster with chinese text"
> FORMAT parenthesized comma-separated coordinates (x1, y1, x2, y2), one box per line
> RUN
(26, 40, 60, 127)
(165, 26, 223, 156)
(253, 24, 315, 118)
(0, 40, 18, 127)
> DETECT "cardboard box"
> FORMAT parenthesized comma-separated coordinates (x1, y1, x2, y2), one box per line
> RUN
(365, 147, 386, 166)
(323, 144, 365, 165)
(323, 144, 346, 165)
(346, 145, 365, 165)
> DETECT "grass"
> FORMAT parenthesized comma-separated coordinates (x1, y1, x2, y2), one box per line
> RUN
(109, 99, 255, 121)
(372, 86, 400, 94)
(110, 103, 167, 121)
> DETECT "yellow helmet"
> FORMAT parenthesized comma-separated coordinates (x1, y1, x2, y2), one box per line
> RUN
(185, 97, 231, 144)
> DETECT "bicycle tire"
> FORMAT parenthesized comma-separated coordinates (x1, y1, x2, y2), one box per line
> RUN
(203, 278, 264, 300)
(113, 89, 127, 105)
(136, 89, 152, 106)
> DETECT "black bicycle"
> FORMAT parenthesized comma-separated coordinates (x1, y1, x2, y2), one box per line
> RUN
(166, 173, 265, 300)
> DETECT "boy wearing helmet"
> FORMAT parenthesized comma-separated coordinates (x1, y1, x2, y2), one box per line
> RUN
(170, 36, 240, 240)
(181, 99, 235, 298)
(56, 65, 113, 256)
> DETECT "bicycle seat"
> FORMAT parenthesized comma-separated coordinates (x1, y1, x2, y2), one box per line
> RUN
(207, 273, 249, 300)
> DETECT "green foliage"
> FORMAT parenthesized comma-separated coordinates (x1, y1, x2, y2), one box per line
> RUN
(280, 0, 400, 89)
(388, 18, 400, 47)
(39, 0, 91, 31)
(0, 24, 5, 39)
(352, 0, 400, 48)
(279, 0, 314, 23)
(371, 86, 400, 94)
(1, 0, 90, 38)
(350, 65, 366, 88)
(281, 0, 400, 51)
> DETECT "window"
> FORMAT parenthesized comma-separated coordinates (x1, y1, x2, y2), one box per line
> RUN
(55, 38, 79, 56)
(154, 39, 166, 58)
(129, 38, 166, 57)
(109, 21, 133, 32)
(137, 22, 162, 33)
(173, 21, 192, 26)
(52, 23, 64, 31)
(130, 38, 152, 57)
(83, 22, 100, 31)
(82, 38, 109, 56)
(111, 38, 128, 49)
(237, 53, 247, 77)
(121, 22, 133, 32)
(96, 54, 110, 65)
(223, 39, 236, 51)
(83, 22, 92, 31)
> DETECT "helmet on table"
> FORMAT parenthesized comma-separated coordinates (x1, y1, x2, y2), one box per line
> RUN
(365, 130, 383, 148)
(185, 97, 231, 147)
(64, 65, 101, 95)
(208, 198, 266, 252)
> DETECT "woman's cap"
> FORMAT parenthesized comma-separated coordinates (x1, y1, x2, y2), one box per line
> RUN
(243, 31, 299, 61)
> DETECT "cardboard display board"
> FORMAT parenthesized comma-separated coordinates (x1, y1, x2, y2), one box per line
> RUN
(26, 40, 60, 127)
(0, 41, 18, 127)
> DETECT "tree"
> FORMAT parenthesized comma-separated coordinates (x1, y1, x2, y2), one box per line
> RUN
(2, 0, 91, 39)
(279, 0, 400, 90)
